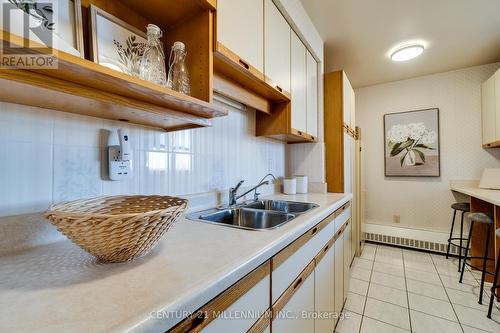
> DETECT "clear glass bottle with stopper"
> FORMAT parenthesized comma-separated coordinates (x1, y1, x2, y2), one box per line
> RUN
(139, 24, 167, 86)
(166, 41, 191, 95)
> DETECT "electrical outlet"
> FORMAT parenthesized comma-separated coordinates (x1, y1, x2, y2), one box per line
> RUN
(393, 215, 401, 224)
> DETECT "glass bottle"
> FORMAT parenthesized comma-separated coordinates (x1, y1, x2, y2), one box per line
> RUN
(167, 41, 191, 95)
(139, 24, 167, 86)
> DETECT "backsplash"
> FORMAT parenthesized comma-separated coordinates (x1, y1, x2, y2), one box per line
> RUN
(0, 99, 285, 251)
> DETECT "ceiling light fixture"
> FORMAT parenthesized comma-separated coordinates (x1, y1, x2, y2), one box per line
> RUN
(390, 44, 424, 62)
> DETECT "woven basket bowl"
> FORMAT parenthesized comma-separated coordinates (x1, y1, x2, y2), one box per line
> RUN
(45, 195, 188, 263)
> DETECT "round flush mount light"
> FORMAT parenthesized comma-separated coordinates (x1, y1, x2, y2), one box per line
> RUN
(390, 44, 424, 62)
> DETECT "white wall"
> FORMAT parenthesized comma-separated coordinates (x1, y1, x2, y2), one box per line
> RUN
(0, 101, 285, 250)
(356, 63, 500, 233)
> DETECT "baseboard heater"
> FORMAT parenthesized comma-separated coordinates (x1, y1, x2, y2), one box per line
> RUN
(363, 232, 460, 255)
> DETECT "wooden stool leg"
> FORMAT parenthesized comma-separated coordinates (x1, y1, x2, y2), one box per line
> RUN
(460, 221, 474, 283)
(479, 224, 491, 305)
(488, 247, 500, 318)
(447, 209, 457, 259)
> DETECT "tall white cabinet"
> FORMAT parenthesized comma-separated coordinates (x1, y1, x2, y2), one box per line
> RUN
(481, 68, 500, 147)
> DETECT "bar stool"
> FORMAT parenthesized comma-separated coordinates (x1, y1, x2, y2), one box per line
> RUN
(446, 202, 470, 271)
(460, 212, 495, 304)
(487, 228, 500, 319)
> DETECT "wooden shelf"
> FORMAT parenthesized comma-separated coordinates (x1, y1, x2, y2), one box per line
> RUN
(0, 27, 226, 131)
(214, 42, 290, 114)
(256, 102, 317, 143)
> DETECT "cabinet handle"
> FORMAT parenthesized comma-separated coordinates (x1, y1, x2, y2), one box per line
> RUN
(311, 227, 318, 235)
(324, 244, 329, 252)
(184, 312, 207, 333)
(276, 85, 283, 92)
(293, 277, 303, 290)
(238, 59, 250, 70)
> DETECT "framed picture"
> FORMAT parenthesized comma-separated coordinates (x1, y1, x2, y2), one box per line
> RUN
(89, 4, 147, 76)
(384, 108, 440, 177)
(1, 0, 84, 57)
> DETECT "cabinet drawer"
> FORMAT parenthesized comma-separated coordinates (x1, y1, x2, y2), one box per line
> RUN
(271, 212, 335, 304)
(335, 202, 351, 233)
(168, 261, 270, 333)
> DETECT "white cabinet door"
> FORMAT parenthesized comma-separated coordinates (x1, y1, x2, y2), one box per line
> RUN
(264, 0, 291, 93)
(272, 272, 315, 333)
(344, 132, 352, 193)
(290, 31, 307, 133)
(334, 234, 344, 317)
(342, 72, 353, 126)
(315, 244, 336, 333)
(482, 74, 496, 145)
(343, 223, 352, 300)
(217, 0, 264, 73)
(496, 70, 500, 141)
(306, 50, 318, 137)
(201, 274, 270, 333)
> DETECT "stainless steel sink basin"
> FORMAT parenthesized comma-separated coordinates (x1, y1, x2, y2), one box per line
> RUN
(188, 207, 295, 230)
(243, 200, 318, 214)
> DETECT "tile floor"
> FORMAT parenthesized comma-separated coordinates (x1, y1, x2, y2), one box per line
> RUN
(336, 243, 500, 333)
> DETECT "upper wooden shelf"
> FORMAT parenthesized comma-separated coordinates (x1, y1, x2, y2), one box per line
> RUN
(0, 28, 226, 131)
(213, 42, 291, 114)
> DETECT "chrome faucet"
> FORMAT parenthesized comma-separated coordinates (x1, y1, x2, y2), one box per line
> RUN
(228, 174, 276, 206)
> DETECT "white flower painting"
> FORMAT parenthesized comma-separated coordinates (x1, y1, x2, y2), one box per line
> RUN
(384, 108, 440, 177)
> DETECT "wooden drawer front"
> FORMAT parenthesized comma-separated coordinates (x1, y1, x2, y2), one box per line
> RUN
(272, 261, 315, 333)
(169, 262, 270, 333)
(335, 202, 351, 233)
(271, 213, 336, 304)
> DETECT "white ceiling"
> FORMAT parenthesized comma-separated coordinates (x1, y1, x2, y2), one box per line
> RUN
(300, 0, 500, 88)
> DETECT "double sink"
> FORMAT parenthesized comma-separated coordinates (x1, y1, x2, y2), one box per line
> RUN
(187, 200, 318, 231)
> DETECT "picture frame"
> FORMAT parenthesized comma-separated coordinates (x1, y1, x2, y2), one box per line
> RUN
(384, 108, 440, 177)
(89, 4, 147, 76)
(1, 0, 84, 57)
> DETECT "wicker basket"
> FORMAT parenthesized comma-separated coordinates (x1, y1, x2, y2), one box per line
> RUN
(45, 195, 188, 263)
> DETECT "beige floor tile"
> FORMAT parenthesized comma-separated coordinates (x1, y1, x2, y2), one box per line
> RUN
(406, 279, 448, 301)
(364, 298, 410, 330)
(371, 271, 406, 290)
(408, 293, 457, 321)
(410, 310, 462, 333)
(344, 292, 366, 315)
(360, 317, 409, 333)
(368, 283, 408, 308)
(336, 311, 362, 333)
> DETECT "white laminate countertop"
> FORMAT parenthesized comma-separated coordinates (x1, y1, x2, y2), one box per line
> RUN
(0, 193, 351, 333)
(450, 180, 500, 206)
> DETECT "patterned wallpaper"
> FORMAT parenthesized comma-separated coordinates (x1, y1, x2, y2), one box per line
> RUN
(356, 63, 500, 233)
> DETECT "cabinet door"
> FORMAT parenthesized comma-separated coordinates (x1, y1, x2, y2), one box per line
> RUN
(290, 31, 307, 133)
(496, 70, 500, 141)
(334, 234, 344, 316)
(482, 75, 496, 145)
(264, 0, 291, 93)
(272, 268, 315, 333)
(344, 132, 352, 193)
(315, 242, 336, 333)
(342, 72, 353, 126)
(217, 0, 264, 73)
(343, 222, 352, 301)
(306, 50, 318, 137)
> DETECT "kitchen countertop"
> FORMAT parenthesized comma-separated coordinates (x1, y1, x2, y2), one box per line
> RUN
(0, 192, 351, 333)
(450, 180, 500, 206)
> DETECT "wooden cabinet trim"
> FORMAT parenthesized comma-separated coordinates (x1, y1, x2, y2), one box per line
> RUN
(483, 140, 500, 148)
(271, 260, 315, 317)
(334, 202, 351, 218)
(247, 308, 271, 333)
(272, 211, 336, 269)
(168, 261, 270, 333)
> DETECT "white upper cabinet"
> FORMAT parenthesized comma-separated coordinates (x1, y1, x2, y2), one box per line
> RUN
(291, 31, 307, 133)
(264, 0, 291, 93)
(481, 69, 500, 147)
(217, 0, 264, 73)
(342, 72, 354, 126)
(306, 50, 318, 137)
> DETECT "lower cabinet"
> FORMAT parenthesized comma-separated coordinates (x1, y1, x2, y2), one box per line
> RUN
(314, 239, 336, 333)
(167, 201, 352, 333)
(272, 262, 315, 333)
(343, 220, 352, 300)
